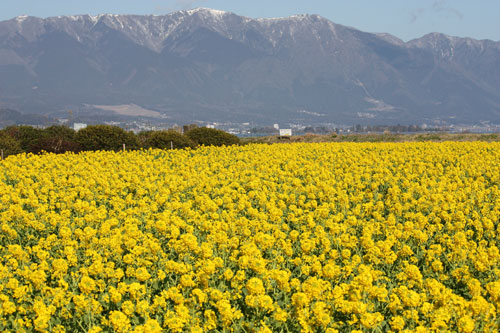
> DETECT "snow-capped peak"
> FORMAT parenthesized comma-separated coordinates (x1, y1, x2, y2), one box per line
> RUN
(15, 15, 29, 23)
(255, 13, 319, 22)
(184, 8, 228, 18)
(375, 33, 404, 46)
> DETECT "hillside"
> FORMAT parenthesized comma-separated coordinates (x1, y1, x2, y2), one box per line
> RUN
(1, 9, 499, 125)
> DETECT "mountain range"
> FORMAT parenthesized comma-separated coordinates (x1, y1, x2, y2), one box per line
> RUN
(0, 8, 499, 125)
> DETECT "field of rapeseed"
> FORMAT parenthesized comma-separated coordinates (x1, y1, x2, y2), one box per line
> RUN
(1, 142, 500, 332)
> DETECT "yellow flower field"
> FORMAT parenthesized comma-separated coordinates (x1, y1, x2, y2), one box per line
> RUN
(1, 142, 500, 332)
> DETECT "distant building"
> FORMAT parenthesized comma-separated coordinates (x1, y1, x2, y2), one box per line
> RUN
(73, 123, 87, 131)
(170, 126, 183, 133)
(279, 129, 292, 137)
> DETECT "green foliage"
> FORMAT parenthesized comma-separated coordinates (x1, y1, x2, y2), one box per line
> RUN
(416, 134, 442, 142)
(43, 125, 76, 141)
(136, 131, 154, 147)
(480, 133, 498, 141)
(75, 125, 139, 151)
(0, 132, 23, 158)
(183, 123, 198, 133)
(31, 125, 81, 154)
(2, 125, 44, 153)
(186, 127, 240, 147)
(141, 130, 196, 150)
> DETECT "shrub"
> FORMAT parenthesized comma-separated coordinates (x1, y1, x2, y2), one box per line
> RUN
(481, 133, 498, 141)
(43, 125, 76, 141)
(75, 125, 139, 151)
(31, 125, 81, 154)
(186, 127, 240, 147)
(31, 137, 82, 154)
(416, 134, 442, 142)
(137, 131, 154, 147)
(0, 132, 23, 158)
(2, 125, 44, 153)
(183, 124, 198, 133)
(142, 130, 196, 150)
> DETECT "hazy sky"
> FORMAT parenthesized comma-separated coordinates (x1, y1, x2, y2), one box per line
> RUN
(1, 0, 499, 42)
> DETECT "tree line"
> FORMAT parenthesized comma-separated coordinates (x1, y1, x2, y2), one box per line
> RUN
(0, 125, 240, 158)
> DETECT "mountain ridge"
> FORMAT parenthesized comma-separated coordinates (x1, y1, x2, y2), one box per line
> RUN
(1, 8, 499, 125)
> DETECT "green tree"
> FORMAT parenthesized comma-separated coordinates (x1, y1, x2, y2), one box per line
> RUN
(142, 130, 196, 150)
(75, 125, 139, 151)
(0, 132, 23, 158)
(31, 125, 81, 154)
(186, 127, 240, 147)
(2, 125, 44, 153)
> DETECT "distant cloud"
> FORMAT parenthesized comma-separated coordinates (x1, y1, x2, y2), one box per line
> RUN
(410, 8, 425, 23)
(155, 0, 207, 14)
(410, 0, 463, 23)
(432, 0, 464, 19)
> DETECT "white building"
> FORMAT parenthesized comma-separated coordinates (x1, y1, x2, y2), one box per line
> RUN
(73, 123, 87, 131)
(279, 129, 292, 137)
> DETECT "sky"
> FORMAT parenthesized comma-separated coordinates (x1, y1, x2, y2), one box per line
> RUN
(0, 0, 499, 42)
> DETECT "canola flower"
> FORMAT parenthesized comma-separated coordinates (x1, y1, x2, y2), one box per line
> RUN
(1, 142, 500, 332)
